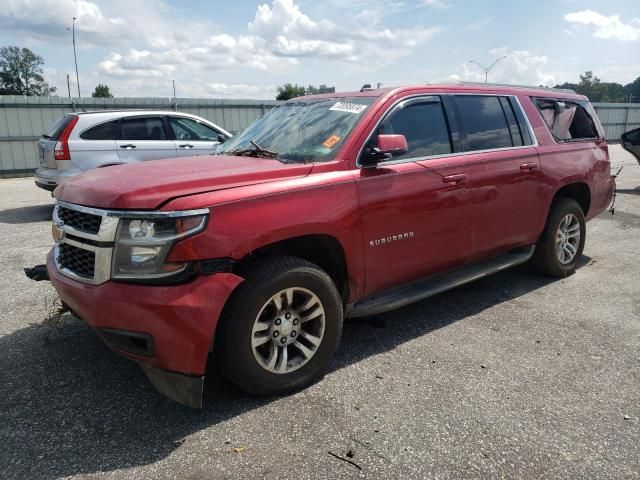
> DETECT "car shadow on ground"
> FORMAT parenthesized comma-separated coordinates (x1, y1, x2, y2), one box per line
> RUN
(0, 259, 589, 480)
(0, 204, 54, 224)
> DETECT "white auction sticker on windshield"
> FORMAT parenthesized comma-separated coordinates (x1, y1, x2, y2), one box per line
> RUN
(329, 102, 368, 114)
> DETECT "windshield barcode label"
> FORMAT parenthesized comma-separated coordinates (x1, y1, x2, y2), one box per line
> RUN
(329, 102, 368, 114)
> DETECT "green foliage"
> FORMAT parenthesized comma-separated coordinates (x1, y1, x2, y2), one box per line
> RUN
(91, 84, 113, 98)
(276, 83, 307, 101)
(276, 84, 335, 100)
(0, 46, 56, 96)
(555, 71, 639, 103)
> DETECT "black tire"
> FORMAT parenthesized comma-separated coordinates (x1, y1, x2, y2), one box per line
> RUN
(531, 198, 586, 277)
(215, 256, 343, 395)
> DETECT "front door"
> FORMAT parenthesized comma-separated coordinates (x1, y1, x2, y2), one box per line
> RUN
(168, 116, 223, 156)
(116, 116, 177, 163)
(356, 95, 472, 296)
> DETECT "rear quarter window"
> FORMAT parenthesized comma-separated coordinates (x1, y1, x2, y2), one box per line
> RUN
(533, 97, 598, 141)
(45, 114, 77, 140)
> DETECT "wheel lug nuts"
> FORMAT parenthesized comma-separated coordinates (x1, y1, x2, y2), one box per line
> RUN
(285, 312, 291, 319)
(275, 318, 281, 325)
(291, 331, 297, 337)
(293, 319, 298, 325)
(273, 331, 279, 337)
(280, 337, 287, 344)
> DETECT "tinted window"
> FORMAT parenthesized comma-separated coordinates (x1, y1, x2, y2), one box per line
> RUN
(45, 114, 76, 140)
(80, 120, 121, 140)
(455, 96, 513, 151)
(498, 97, 524, 147)
(510, 97, 533, 145)
(169, 117, 220, 141)
(378, 100, 452, 159)
(121, 117, 167, 140)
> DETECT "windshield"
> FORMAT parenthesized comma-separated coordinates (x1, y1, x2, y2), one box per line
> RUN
(218, 97, 375, 163)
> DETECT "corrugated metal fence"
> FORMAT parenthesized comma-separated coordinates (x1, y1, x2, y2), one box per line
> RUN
(592, 103, 640, 143)
(0, 96, 638, 178)
(0, 96, 276, 178)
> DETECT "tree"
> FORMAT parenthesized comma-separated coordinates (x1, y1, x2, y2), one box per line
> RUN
(554, 71, 628, 103)
(624, 77, 640, 102)
(92, 84, 113, 98)
(0, 46, 56, 96)
(276, 83, 306, 101)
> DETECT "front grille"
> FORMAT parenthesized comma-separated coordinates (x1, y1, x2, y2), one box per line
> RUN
(58, 206, 102, 234)
(58, 243, 95, 278)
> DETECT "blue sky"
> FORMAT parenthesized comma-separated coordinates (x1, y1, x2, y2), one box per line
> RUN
(0, 0, 638, 98)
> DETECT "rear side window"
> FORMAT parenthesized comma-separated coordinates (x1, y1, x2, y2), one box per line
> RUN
(377, 99, 452, 159)
(121, 117, 167, 140)
(80, 120, 121, 140)
(45, 114, 77, 140)
(534, 98, 598, 141)
(454, 96, 513, 151)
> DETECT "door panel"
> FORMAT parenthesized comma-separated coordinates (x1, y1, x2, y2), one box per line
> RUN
(168, 116, 221, 156)
(116, 116, 177, 163)
(465, 148, 542, 262)
(357, 159, 471, 296)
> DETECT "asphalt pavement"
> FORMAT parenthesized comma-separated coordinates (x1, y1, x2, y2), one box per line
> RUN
(0, 146, 638, 479)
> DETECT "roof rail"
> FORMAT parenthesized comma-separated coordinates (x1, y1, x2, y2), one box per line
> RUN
(441, 81, 577, 94)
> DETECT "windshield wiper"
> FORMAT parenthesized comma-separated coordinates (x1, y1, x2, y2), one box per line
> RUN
(229, 140, 280, 159)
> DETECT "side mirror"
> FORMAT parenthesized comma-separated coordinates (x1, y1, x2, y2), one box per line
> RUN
(217, 133, 227, 143)
(621, 128, 640, 165)
(361, 134, 408, 166)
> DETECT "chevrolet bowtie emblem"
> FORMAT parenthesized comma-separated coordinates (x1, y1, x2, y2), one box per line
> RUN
(52, 221, 65, 243)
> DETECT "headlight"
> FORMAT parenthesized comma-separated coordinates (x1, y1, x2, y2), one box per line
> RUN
(112, 212, 208, 281)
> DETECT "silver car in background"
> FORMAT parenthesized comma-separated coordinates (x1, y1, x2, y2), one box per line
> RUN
(35, 110, 232, 191)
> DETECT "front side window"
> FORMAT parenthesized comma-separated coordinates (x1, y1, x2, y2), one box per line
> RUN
(376, 99, 452, 160)
(217, 97, 375, 163)
(121, 117, 167, 141)
(455, 95, 514, 151)
(169, 117, 220, 141)
(534, 98, 598, 141)
(80, 120, 121, 140)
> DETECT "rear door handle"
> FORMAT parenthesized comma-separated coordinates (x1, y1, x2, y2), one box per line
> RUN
(179, 144, 194, 149)
(520, 162, 537, 171)
(442, 173, 467, 185)
(119, 144, 136, 149)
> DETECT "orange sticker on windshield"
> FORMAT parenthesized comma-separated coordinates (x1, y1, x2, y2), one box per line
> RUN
(323, 135, 341, 148)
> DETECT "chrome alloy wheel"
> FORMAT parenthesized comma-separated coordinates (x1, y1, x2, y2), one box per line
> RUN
(556, 213, 581, 264)
(251, 287, 326, 374)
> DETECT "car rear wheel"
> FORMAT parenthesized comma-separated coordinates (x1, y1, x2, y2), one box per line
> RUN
(215, 256, 343, 395)
(531, 198, 586, 277)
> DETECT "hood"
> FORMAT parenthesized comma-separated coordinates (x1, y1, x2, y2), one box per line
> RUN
(55, 155, 313, 210)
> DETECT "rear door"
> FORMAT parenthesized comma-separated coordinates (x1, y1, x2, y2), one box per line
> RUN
(452, 94, 541, 262)
(70, 119, 121, 169)
(167, 116, 225, 156)
(116, 116, 177, 163)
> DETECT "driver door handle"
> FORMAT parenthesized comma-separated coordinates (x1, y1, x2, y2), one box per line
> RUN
(442, 173, 467, 185)
(520, 162, 537, 171)
(119, 144, 136, 149)
(179, 144, 194, 149)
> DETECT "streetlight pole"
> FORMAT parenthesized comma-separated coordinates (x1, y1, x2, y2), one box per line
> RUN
(467, 56, 507, 83)
(70, 17, 80, 97)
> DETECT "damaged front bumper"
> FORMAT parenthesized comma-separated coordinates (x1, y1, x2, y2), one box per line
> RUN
(26, 253, 243, 408)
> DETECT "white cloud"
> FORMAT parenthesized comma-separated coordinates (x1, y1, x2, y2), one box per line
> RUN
(451, 47, 556, 86)
(421, 0, 450, 9)
(564, 10, 640, 41)
(464, 18, 492, 31)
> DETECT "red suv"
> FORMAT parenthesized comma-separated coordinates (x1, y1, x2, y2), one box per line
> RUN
(39, 84, 616, 407)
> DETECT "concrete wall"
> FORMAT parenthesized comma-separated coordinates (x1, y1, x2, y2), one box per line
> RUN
(0, 96, 276, 178)
(0, 96, 638, 177)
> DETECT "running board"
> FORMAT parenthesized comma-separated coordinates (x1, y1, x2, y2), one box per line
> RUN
(347, 246, 535, 318)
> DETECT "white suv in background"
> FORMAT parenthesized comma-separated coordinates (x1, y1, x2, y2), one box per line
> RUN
(35, 110, 232, 191)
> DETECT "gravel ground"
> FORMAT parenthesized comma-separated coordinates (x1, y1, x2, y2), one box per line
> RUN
(0, 146, 638, 479)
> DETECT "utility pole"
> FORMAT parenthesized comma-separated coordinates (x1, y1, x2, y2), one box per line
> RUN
(172, 80, 177, 111)
(467, 56, 507, 82)
(66, 74, 71, 98)
(70, 17, 80, 97)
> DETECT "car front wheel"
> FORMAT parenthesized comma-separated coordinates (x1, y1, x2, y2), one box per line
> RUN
(216, 256, 343, 395)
